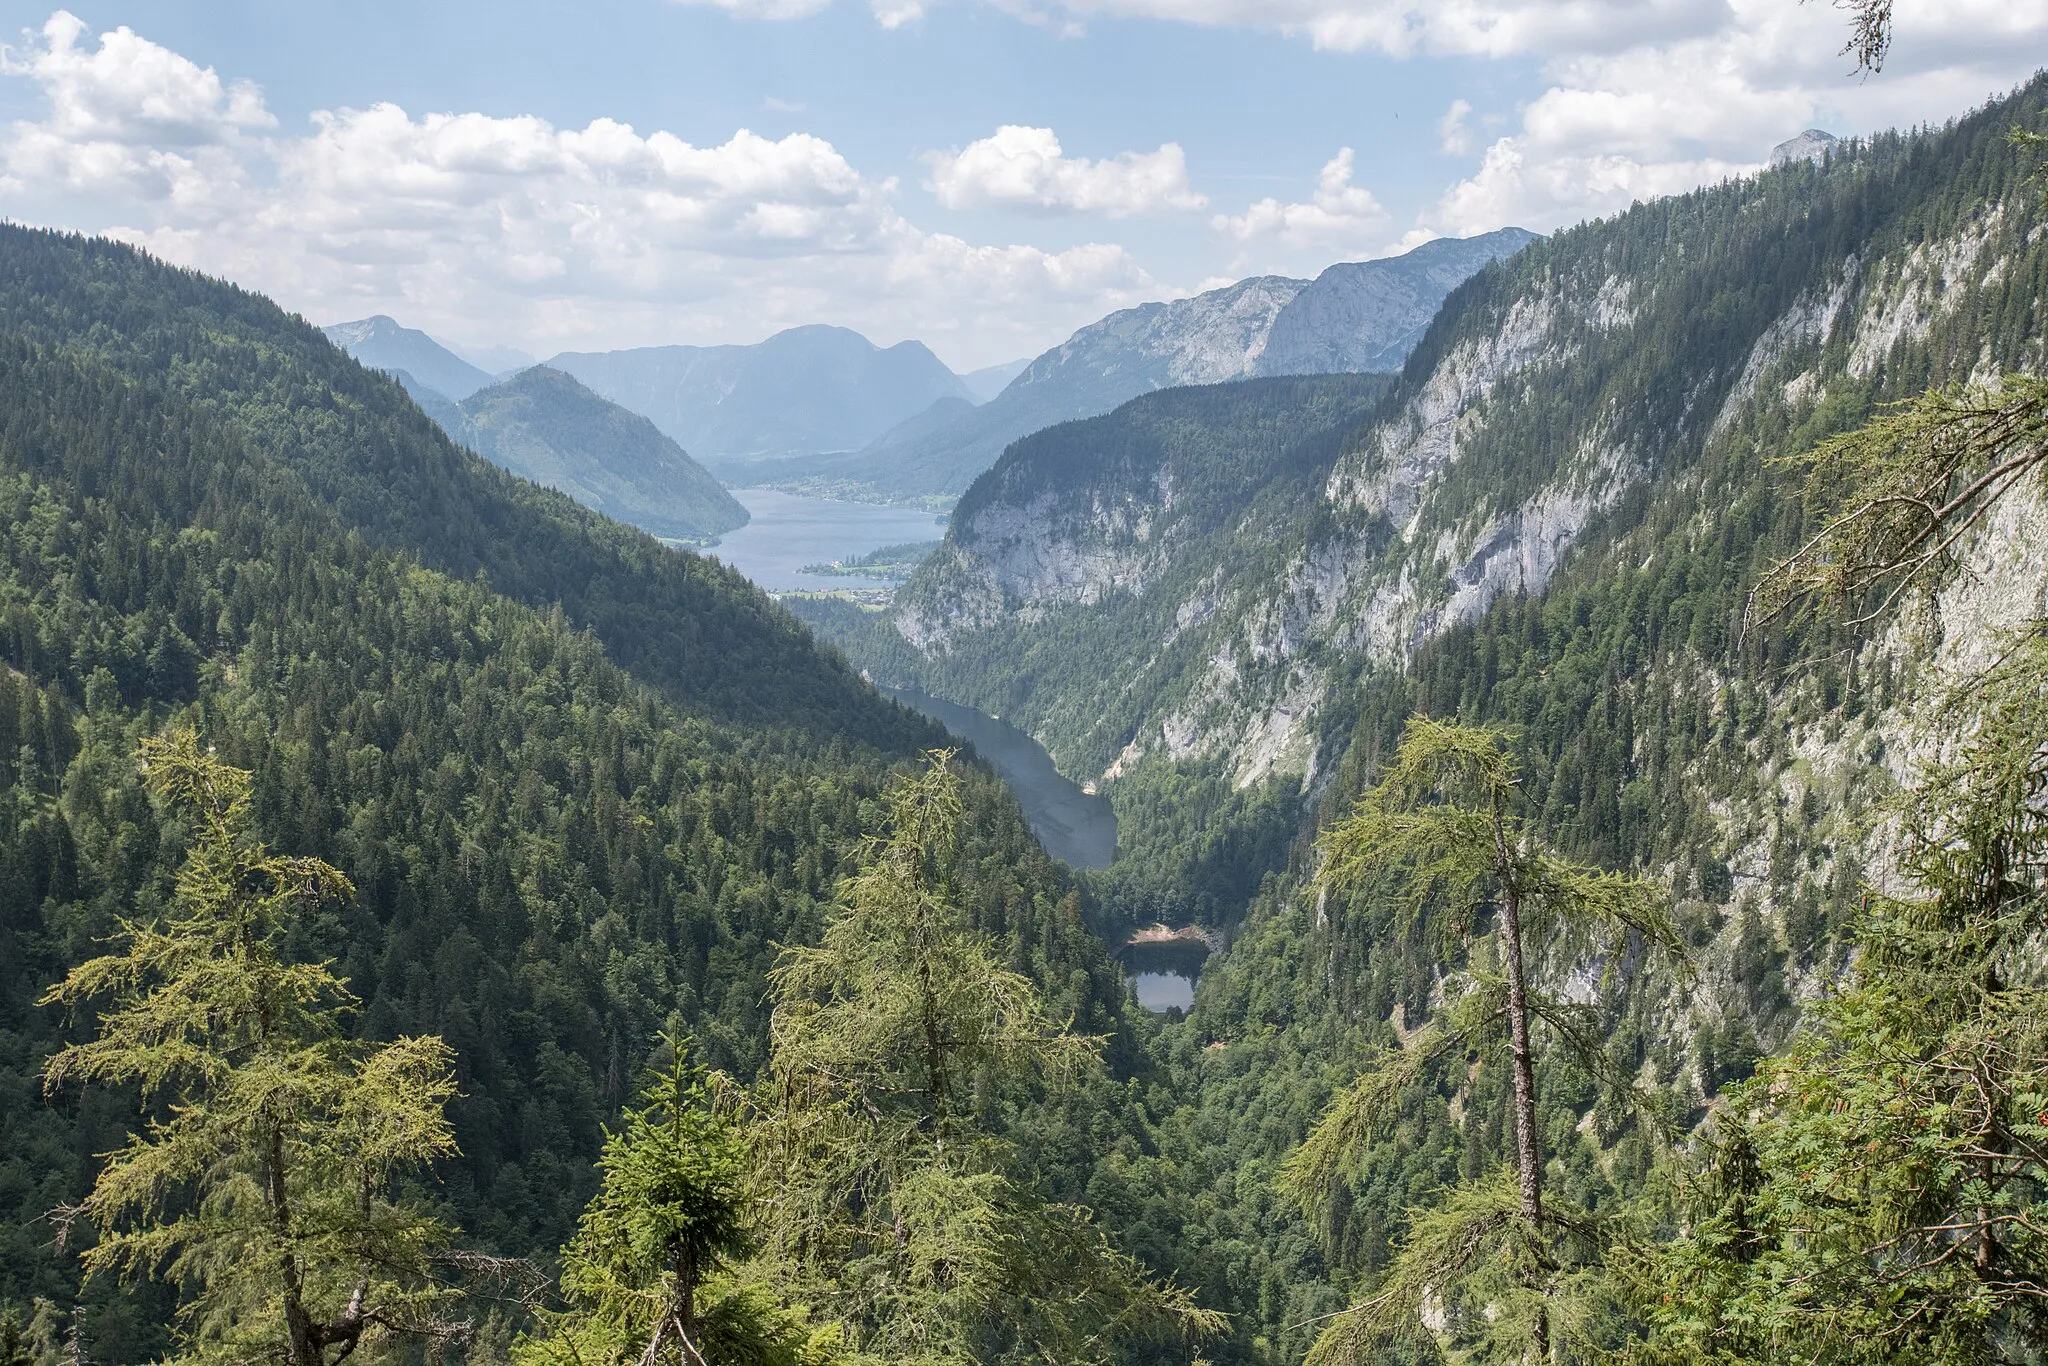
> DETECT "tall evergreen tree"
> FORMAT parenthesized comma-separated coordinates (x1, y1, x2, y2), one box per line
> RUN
(517, 1035, 814, 1366)
(39, 729, 460, 1366)
(743, 752, 1221, 1365)
(1284, 718, 1683, 1364)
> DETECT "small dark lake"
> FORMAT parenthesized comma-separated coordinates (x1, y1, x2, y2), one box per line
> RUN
(881, 687, 1116, 870)
(1118, 938, 1211, 1014)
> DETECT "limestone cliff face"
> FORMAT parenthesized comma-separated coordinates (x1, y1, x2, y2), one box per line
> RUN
(1258, 227, 1539, 376)
(879, 103, 2048, 800)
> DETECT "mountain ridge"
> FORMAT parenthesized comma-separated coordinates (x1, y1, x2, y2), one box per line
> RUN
(771, 230, 1537, 504)
(546, 323, 975, 460)
(457, 366, 749, 540)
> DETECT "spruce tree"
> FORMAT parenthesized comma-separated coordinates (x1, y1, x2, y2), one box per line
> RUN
(40, 729, 460, 1366)
(517, 1035, 810, 1366)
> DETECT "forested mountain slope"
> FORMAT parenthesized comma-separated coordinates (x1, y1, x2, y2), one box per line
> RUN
(456, 366, 749, 541)
(0, 231, 1131, 1359)
(804, 78, 2048, 1362)
(0, 228, 901, 746)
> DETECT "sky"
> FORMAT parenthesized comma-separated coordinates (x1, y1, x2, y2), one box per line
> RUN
(0, 1, 2042, 370)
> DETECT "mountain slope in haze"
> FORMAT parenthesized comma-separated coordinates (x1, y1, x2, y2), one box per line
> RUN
(782, 231, 1536, 504)
(324, 313, 496, 400)
(547, 324, 974, 460)
(962, 357, 1031, 401)
(809, 276, 1307, 502)
(1255, 226, 1539, 374)
(456, 366, 748, 540)
(389, 366, 467, 431)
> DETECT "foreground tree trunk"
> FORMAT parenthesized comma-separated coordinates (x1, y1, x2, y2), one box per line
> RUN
(1491, 791, 1548, 1362)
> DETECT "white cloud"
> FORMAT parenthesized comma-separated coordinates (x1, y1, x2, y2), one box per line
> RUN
(924, 126, 1206, 216)
(0, 12, 1157, 366)
(671, 0, 833, 20)
(1411, 0, 2048, 238)
(685, 0, 2048, 251)
(0, 9, 272, 205)
(763, 95, 807, 112)
(1212, 148, 1389, 265)
(674, 0, 938, 26)
(1438, 98, 1474, 156)
(693, 0, 1730, 56)
(1056, 0, 1731, 56)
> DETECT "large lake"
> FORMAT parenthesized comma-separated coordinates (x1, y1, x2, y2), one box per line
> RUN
(704, 489, 947, 591)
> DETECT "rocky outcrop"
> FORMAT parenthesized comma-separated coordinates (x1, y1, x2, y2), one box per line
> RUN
(1257, 227, 1537, 376)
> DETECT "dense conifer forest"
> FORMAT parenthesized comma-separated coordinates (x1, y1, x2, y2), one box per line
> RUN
(0, 227, 1140, 1363)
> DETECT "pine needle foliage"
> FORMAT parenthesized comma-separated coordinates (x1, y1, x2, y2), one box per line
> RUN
(744, 752, 1224, 1365)
(1626, 633, 2048, 1364)
(38, 728, 459, 1366)
(1284, 717, 1684, 1363)
(1749, 373, 2048, 631)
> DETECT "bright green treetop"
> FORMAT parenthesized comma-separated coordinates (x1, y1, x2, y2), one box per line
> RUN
(40, 729, 460, 1366)
(744, 751, 1223, 1365)
(517, 1034, 820, 1366)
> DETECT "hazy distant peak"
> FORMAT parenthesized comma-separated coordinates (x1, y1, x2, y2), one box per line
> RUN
(323, 314, 495, 400)
(1254, 227, 1538, 378)
(324, 314, 399, 347)
(1771, 129, 1838, 166)
(962, 357, 1031, 402)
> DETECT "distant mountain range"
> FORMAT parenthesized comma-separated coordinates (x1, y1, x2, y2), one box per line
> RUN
(329, 320, 981, 471)
(324, 316, 497, 400)
(546, 326, 974, 461)
(328, 229, 1534, 516)
(753, 228, 1538, 504)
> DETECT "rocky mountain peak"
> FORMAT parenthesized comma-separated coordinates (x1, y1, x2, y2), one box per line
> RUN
(1771, 129, 1839, 166)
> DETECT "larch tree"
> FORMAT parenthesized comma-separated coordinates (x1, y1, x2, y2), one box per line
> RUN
(39, 729, 460, 1366)
(742, 751, 1222, 1366)
(1747, 374, 2048, 633)
(1283, 717, 1684, 1365)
